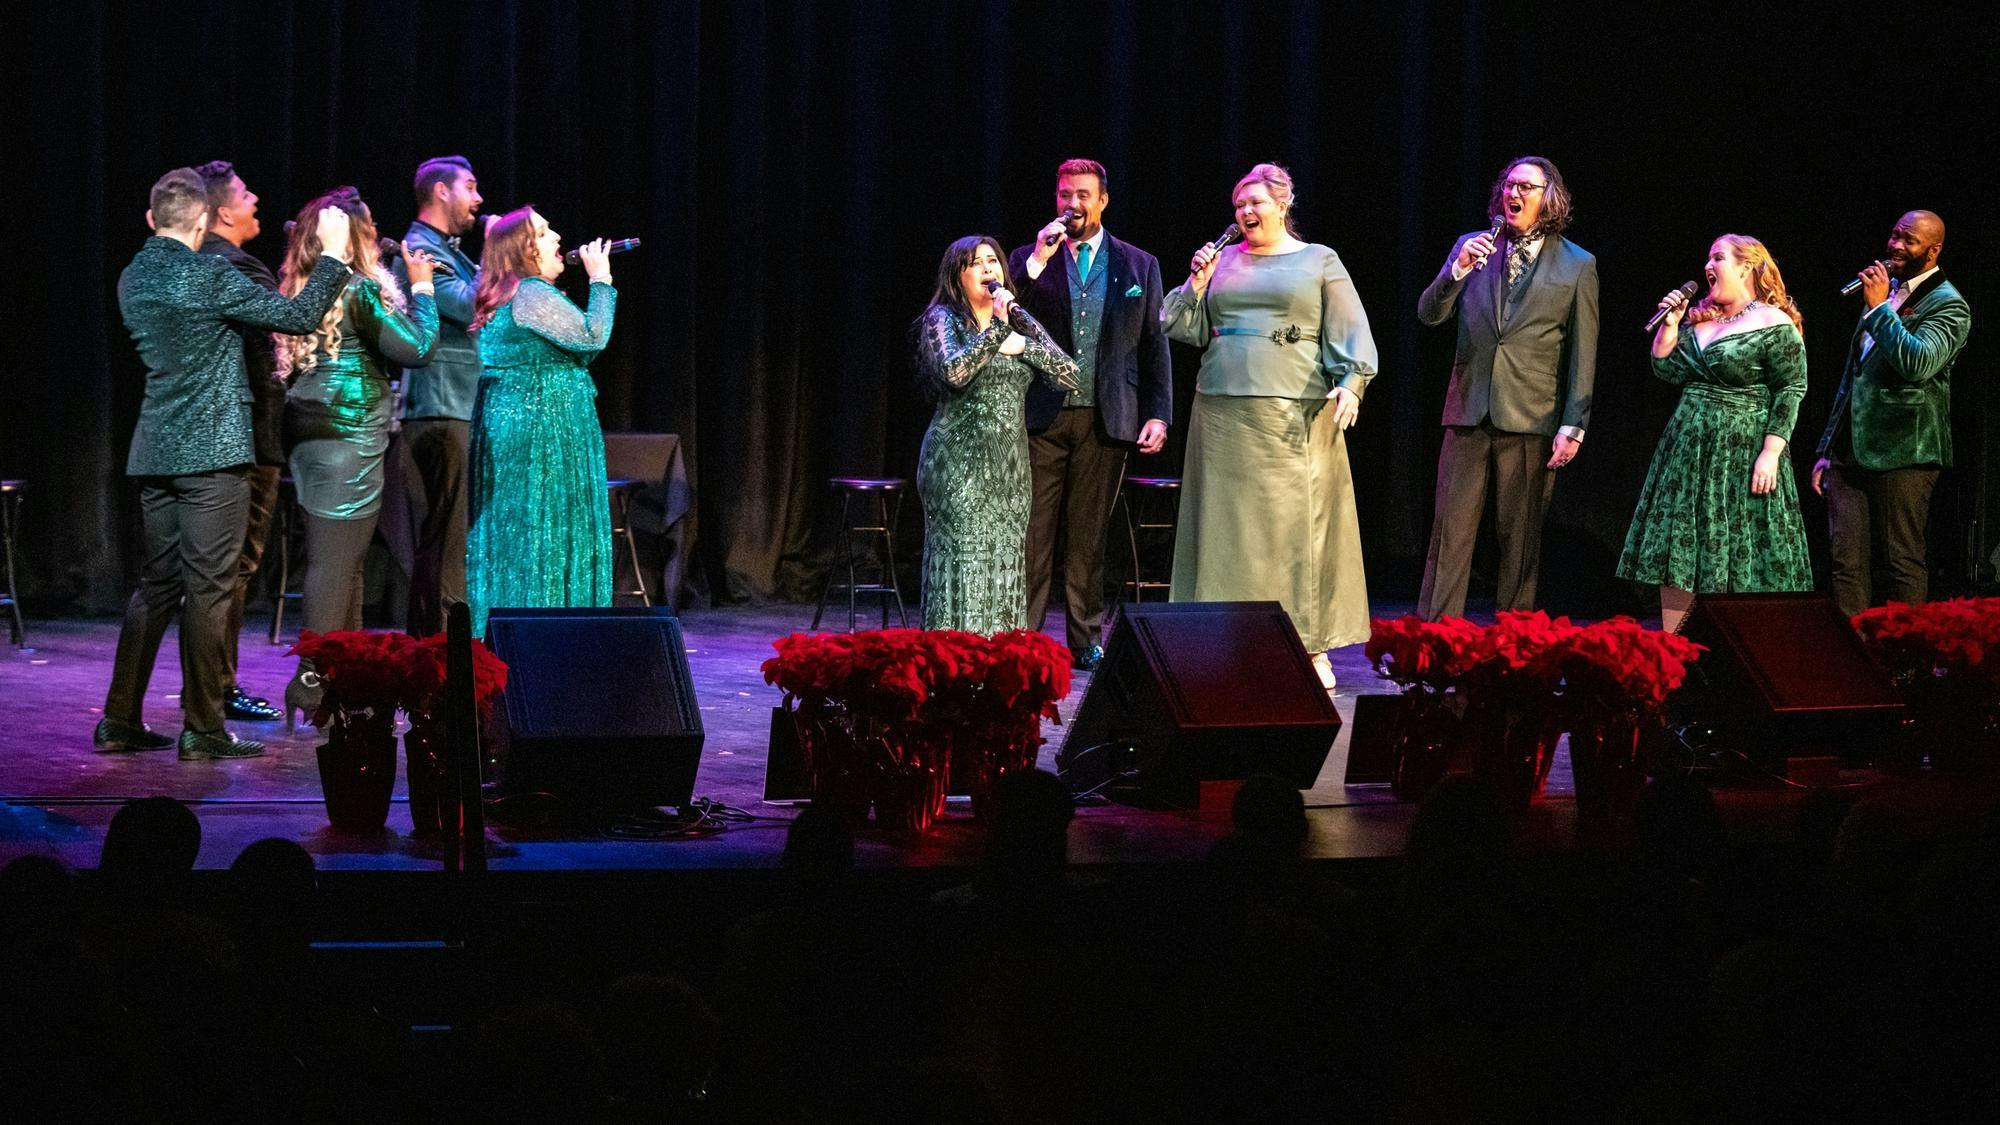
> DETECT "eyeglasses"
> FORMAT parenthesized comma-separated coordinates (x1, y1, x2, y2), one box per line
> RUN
(1503, 181, 1547, 195)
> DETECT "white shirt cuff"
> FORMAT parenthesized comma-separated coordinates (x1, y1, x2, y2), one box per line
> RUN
(1558, 426, 1584, 442)
(409, 281, 436, 296)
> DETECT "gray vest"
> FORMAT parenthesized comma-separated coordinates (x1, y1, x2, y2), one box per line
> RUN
(1064, 244, 1108, 407)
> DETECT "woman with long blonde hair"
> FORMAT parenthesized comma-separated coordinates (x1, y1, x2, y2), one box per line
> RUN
(277, 186, 439, 721)
(464, 206, 617, 634)
(1618, 234, 1812, 632)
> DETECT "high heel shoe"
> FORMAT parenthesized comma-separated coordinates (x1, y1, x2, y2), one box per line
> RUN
(284, 660, 324, 731)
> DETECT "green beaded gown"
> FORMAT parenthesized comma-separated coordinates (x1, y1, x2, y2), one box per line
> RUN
(467, 278, 617, 635)
(1617, 319, 1813, 592)
(913, 305, 1079, 634)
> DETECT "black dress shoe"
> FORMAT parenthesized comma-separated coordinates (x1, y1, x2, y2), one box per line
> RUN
(94, 717, 174, 752)
(1073, 645, 1105, 672)
(178, 729, 266, 760)
(225, 685, 283, 722)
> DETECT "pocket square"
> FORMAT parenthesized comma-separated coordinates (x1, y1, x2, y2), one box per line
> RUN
(1124, 284, 1144, 298)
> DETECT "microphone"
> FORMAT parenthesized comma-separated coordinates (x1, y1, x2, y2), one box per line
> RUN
(1472, 219, 1505, 271)
(564, 237, 641, 264)
(1839, 262, 1884, 297)
(1212, 222, 1245, 253)
(1643, 281, 1699, 332)
(982, 279, 1038, 332)
(1042, 209, 1082, 247)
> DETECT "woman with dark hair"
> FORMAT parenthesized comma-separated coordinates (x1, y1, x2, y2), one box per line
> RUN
(913, 236, 1079, 633)
(465, 207, 615, 634)
(1619, 234, 1812, 633)
(277, 187, 438, 722)
(1163, 163, 1379, 689)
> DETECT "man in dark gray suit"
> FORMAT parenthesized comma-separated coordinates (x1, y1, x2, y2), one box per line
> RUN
(1415, 156, 1598, 620)
(394, 155, 485, 636)
(97, 169, 352, 759)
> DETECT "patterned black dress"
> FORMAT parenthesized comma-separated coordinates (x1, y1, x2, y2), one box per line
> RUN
(1617, 319, 1813, 592)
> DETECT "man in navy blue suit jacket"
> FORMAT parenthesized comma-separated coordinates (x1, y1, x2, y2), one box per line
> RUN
(1008, 159, 1173, 670)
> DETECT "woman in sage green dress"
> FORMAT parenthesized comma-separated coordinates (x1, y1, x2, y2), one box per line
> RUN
(277, 187, 439, 722)
(913, 235, 1080, 634)
(1618, 234, 1813, 633)
(465, 207, 618, 635)
(1162, 163, 1379, 690)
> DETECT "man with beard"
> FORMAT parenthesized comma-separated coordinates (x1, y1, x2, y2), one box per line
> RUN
(1415, 155, 1598, 620)
(1008, 158, 1172, 670)
(1813, 210, 1972, 616)
(193, 160, 285, 721)
(395, 155, 485, 636)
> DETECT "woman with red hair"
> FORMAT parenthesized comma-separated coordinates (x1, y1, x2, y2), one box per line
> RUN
(465, 207, 615, 634)
(1620, 234, 1813, 632)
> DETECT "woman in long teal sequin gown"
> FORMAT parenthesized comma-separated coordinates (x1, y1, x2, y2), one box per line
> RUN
(1618, 234, 1813, 633)
(277, 188, 439, 637)
(913, 236, 1080, 634)
(466, 208, 618, 635)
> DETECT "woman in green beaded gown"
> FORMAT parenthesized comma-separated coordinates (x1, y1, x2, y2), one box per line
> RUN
(913, 236, 1080, 634)
(1618, 234, 1813, 633)
(466, 207, 618, 635)
(277, 188, 439, 721)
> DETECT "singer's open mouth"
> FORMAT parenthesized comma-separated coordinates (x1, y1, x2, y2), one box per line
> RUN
(1242, 217, 1261, 231)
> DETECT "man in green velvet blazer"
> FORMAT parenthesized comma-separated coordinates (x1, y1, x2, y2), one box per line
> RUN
(1813, 210, 1972, 617)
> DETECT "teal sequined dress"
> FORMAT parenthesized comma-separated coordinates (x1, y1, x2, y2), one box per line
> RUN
(1617, 320, 1813, 592)
(913, 305, 1079, 634)
(467, 278, 617, 634)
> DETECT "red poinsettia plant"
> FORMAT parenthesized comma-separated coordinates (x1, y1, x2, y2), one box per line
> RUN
(1852, 598, 2000, 690)
(287, 630, 509, 729)
(762, 628, 1073, 828)
(1539, 616, 1706, 729)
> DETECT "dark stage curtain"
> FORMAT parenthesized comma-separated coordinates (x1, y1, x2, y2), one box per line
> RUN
(3, 1, 1994, 616)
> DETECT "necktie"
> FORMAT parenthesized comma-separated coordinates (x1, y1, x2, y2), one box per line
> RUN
(1076, 241, 1094, 283)
(1506, 241, 1532, 286)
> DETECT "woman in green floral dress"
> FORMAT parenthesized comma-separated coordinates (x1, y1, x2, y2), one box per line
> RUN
(1618, 234, 1813, 633)
(912, 236, 1080, 634)
(465, 207, 618, 635)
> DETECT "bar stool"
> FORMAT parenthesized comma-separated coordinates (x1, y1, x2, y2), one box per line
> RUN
(607, 477, 651, 605)
(811, 478, 909, 632)
(1, 479, 24, 645)
(266, 476, 305, 643)
(1114, 475, 1181, 604)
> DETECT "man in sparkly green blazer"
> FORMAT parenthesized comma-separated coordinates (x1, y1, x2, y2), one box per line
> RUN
(1813, 210, 1972, 617)
(96, 169, 353, 760)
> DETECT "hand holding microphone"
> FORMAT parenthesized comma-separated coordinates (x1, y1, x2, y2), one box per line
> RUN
(1040, 208, 1081, 248)
(563, 237, 640, 266)
(1645, 281, 1698, 333)
(1459, 221, 1504, 273)
(1189, 223, 1243, 289)
(573, 239, 614, 285)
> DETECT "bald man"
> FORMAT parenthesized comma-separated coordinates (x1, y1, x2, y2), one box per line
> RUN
(1813, 210, 1973, 616)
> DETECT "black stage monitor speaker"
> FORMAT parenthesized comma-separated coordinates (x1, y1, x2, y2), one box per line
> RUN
(484, 607, 704, 809)
(1058, 601, 1340, 806)
(1677, 592, 1903, 764)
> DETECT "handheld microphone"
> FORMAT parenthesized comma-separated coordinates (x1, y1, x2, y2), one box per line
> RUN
(1042, 209, 1082, 247)
(1472, 219, 1505, 271)
(1212, 222, 1245, 253)
(564, 237, 642, 265)
(982, 279, 1037, 332)
(1643, 281, 1699, 332)
(1839, 262, 1884, 297)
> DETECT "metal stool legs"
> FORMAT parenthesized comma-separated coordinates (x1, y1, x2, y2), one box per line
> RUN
(811, 485, 909, 632)
(610, 487, 653, 606)
(1, 483, 24, 646)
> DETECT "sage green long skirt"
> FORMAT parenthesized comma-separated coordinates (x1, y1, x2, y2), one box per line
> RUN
(1170, 393, 1370, 651)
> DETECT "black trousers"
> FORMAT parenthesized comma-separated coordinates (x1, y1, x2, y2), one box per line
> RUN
(1025, 406, 1128, 655)
(104, 468, 249, 733)
(1417, 421, 1556, 621)
(404, 418, 470, 636)
(1823, 461, 1940, 618)
(224, 462, 281, 685)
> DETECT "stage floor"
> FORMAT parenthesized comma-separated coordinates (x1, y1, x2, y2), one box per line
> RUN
(1, 601, 1565, 872)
